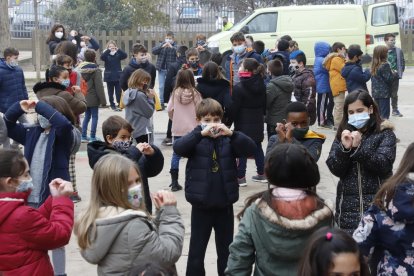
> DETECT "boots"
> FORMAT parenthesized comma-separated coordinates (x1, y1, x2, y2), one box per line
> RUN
(169, 169, 183, 192)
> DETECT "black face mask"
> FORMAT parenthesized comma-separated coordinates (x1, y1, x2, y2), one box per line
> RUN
(292, 127, 309, 140)
(223, 21, 227, 26)
(189, 61, 199, 68)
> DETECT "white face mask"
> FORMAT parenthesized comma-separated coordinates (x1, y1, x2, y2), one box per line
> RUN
(165, 38, 173, 44)
(55, 31, 64, 39)
(80, 41, 86, 48)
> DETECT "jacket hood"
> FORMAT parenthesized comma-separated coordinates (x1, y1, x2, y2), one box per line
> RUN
(314, 42, 331, 58)
(33, 81, 66, 94)
(323, 53, 343, 70)
(386, 175, 414, 223)
(129, 58, 152, 70)
(0, 58, 16, 71)
(341, 62, 359, 78)
(269, 75, 294, 94)
(0, 192, 28, 225)
(196, 78, 230, 87)
(240, 74, 266, 94)
(380, 120, 395, 131)
(81, 206, 148, 264)
(79, 65, 101, 81)
(87, 141, 116, 169)
(123, 88, 144, 106)
(174, 88, 199, 105)
(305, 130, 326, 140)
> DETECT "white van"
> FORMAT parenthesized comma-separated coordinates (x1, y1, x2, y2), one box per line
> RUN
(207, 2, 400, 65)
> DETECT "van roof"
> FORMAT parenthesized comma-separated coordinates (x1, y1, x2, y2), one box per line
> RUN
(254, 4, 362, 13)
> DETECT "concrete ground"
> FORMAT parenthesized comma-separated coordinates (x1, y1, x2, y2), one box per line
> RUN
(21, 67, 414, 275)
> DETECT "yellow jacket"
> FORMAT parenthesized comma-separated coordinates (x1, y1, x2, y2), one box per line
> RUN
(323, 53, 347, 96)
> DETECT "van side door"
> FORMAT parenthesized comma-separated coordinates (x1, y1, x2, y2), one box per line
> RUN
(243, 12, 278, 50)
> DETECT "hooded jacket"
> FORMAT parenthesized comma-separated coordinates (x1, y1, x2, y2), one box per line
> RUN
(196, 77, 232, 120)
(313, 42, 331, 94)
(0, 192, 73, 276)
(80, 206, 184, 276)
(33, 81, 87, 116)
(78, 62, 107, 107)
(225, 198, 333, 276)
(167, 87, 202, 137)
(268, 51, 290, 76)
(326, 120, 396, 234)
(123, 88, 155, 138)
(232, 74, 266, 143)
(353, 175, 414, 276)
(0, 58, 28, 114)
(371, 62, 398, 99)
(292, 68, 317, 125)
(100, 48, 128, 82)
(341, 62, 371, 93)
(225, 49, 263, 86)
(323, 53, 347, 96)
(265, 75, 293, 126)
(120, 58, 157, 91)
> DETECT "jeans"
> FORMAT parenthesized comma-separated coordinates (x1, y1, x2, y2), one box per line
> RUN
(237, 142, 264, 178)
(82, 107, 99, 138)
(375, 98, 391, 120)
(158, 69, 167, 104)
(106, 81, 121, 108)
(186, 206, 234, 276)
(171, 136, 182, 170)
(333, 92, 346, 128)
(391, 78, 399, 110)
(317, 93, 334, 125)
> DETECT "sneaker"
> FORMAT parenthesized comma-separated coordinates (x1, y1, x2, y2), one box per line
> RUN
(238, 177, 247, 187)
(162, 137, 173, 146)
(392, 110, 403, 117)
(89, 137, 101, 142)
(81, 136, 90, 143)
(252, 174, 268, 183)
(111, 106, 122, 112)
(70, 193, 82, 203)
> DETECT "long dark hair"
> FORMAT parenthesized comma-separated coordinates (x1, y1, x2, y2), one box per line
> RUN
(174, 68, 196, 90)
(242, 58, 266, 78)
(335, 89, 382, 141)
(41, 95, 76, 125)
(0, 149, 26, 179)
(54, 41, 78, 65)
(201, 61, 227, 81)
(297, 227, 370, 276)
(374, 142, 414, 209)
(46, 65, 68, 83)
(46, 24, 66, 43)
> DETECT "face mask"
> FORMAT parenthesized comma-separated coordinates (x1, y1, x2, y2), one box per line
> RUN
(110, 50, 116, 55)
(8, 59, 18, 67)
(128, 184, 142, 208)
(80, 41, 86, 48)
(165, 38, 173, 44)
(61, 79, 70, 88)
(189, 60, 199, 68)
(288, 64, 299, 75)
(238, 71, 252, 78)
(136, 56, 148, 64)
(233, 45, 246, 55)
(386, 40, 396, 48)
(16, 178, 34, 193)
(292, 127, 309, 140)
(196, 40, 206, 46)
(38, 114, 52, 129)
(348, 112, 370, 129)
(55, 31, 64, 39)
(112, 140, 132, 151)
(201, 124, 208, 130)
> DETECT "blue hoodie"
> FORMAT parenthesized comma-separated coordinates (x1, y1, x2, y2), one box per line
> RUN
(313, 42, 331, 94)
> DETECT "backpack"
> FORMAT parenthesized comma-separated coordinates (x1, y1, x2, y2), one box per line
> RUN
(80, 77, 88, 96)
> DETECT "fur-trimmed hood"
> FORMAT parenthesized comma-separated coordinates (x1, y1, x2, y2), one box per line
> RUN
(381, 119, 395, 131)
(33, 81, 66, 94)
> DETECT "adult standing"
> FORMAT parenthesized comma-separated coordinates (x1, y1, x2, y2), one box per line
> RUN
(222, 16, 233, 31)
(46, 24, 67, 56)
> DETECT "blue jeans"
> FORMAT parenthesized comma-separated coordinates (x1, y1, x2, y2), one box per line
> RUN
(158, 69, 167, 104)
(375, 98, 390, 120)
(171, 136, 182, 170)
(82, 107, 99, 138)
(106, 81, 121, 108)
(237, 142, 264, 179)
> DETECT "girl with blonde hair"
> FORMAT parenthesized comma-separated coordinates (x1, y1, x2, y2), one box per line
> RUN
(74, 154, 184, 275)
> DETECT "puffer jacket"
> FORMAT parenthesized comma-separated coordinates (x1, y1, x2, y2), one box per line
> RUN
(326, 121, 397, 234)
(120, 58, 157, 91)
(292, 68, 316, 125)
(123, 88, 154, 138)
(0, 58, 28, 113)
(265, 75, 293, 126)
(80, 206, 184, 276)
(100, 48, 128, 82)
(323, 53, 347, 96)
(78, 62, 107, 107)
(0, 192, 73, 276)
(268, 51, 290, 76)
(353, 175, 414, 276)
(225, 198, 333, 276)
(313, 42, 331, 94)
(371, 62, 398, 99)
(341, 62, 371, 93)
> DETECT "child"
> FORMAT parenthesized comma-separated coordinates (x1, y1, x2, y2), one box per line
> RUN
(323, 42, 347, 129)
(75, 154, 184, 275)
(183, 48, 203, 78)
(298, 227, 370, 276)
(195, 33, 212, 65)
(371, 45, 398, 120)
(54, 54, 82, 94)
(289, 40, 299, 52)
(173, 98, 256, 276)
(290, 50, 317, 126)
(268, 39, 290, 76)
(167, 69, 202, 191)
(0, 149, 74, 276)
(87, 115, 164, 214)
(123, 69, 156, 143)
(384, 33, 405, 117)
(100, 40, 128, 111)
(232, 58, 266, 185)
(326, 90, 396, 234)
(78, 49, 107, 142)
(226, 143, 334, 276)
(341, 44, 371, 92)
(314, 41, 333, 128)
(265, 59, 294, 139)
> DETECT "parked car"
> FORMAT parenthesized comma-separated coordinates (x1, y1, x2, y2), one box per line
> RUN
(11, 1, 53, 38)
(177, 6, 202, 24)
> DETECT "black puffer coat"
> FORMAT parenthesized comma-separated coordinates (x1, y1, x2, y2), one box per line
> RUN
(326, 121, 396, 234)
(232, 74, 266, 143)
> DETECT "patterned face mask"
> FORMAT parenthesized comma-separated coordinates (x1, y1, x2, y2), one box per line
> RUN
(128, 184, 142, 208)
(112, 140, 132, 151)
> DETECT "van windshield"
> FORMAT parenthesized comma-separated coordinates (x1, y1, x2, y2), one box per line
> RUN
(229, 14, 251, 31)
(372, 4, 398, 26)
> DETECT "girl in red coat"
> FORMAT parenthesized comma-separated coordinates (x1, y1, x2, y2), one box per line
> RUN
(0, 149, 74, 276)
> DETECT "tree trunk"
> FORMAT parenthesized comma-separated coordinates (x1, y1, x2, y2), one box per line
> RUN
(0, 0, 11, 56)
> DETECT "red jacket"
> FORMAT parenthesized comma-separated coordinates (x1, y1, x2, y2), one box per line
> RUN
(0, 192, 74, 276)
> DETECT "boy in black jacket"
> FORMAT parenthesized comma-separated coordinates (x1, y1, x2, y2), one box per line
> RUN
(173, 99, 256, 276)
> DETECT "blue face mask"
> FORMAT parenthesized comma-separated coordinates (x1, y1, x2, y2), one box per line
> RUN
(38, 115, 51, 129)
(16, 178, 34, 193)
(61, 79, 71, 88)
(348, 112, 370, 129)
(233, 45, 246, 55)
(112, 140, 132, 151)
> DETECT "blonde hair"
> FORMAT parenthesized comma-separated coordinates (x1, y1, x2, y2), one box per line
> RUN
(74, 154, 142, 250)
(371, 45, 388, 76)
(106, 40, 117, 48)
(128, 69, 151, 90)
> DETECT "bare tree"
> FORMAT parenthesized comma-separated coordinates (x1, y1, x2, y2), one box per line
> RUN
(0, 0, 11, 55)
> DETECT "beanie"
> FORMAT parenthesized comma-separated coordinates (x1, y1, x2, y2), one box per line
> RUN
(289, 50, 305, 60)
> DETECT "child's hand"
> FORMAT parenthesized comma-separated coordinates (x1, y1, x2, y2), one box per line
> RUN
(147, 89, 156, 99)
(275, 123, 287, 142)
(20, 100, 36, 112)
(216, 124, 233, 137)
(201, 124, 217, 137)
(152, 190, 177, 207)
(284, 123, 294, 143)
(72, 85, 81, 94)
(351, 131, 362, 148)
(137, 143, 155, 156)
(341, 130, 353, 149)
(49, 178, 74, 197)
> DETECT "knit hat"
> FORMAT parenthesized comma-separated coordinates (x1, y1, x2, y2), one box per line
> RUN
(289, 50, 305, 60)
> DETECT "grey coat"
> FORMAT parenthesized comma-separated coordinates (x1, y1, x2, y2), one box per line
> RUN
(81, 206, 185, 276)
(265, 75, 294, 126)
(123, 88, 155, 138)
(79, 67, 107, 107)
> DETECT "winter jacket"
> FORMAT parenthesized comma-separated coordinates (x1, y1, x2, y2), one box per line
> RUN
(173, 127, 256, 208)
(0, 58, 28, 113)
(87, 142, 164, 214)
(152, 41, 178, 70)
(371, 62, 398, 99)
(292, 68, 317, 125)
(33, 81, 87, 116)
(313, 42, 331, 94)
(100, 48, 128, 82)
(225, 49, 263, 86)
(323, 53, 347, 96)
(198, 48, 212, 65)
(265, 75, 293, 126)
(353, 175, 414, 276)
(0, 192, 73, 276)
(341, 62, 371, 93)
(120, 58, 157, 91)
(0, 115, 7, 146)
(167, 87, 202, 137)
(225, 198, 333, 276)
(326, 121, 396, 234)
(163, 57, 186, 102)
(387, 47, 405, 79)
(4, 101, 73, 205)
(232, 74, 266, 143)
(47, 37, 65, 55)
(67, 34, 100, 53)
(123, 88, 155, 138)
(266, 130, 326, 162)
(78, 62, 107, 107)
(81, 206, 184, 276)
(268, 50, 290, 76)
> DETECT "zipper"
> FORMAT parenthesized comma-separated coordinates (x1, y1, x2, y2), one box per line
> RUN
(357, 162, 364, 218)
